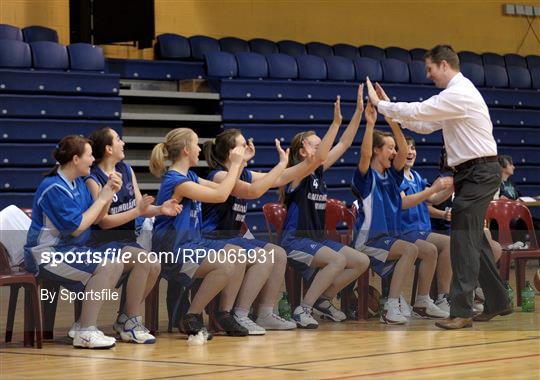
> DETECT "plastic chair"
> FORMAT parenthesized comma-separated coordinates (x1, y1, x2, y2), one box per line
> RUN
(266, 53, 298, 79)
(67, 43, 105, 71)
(0, 40, 31, 68)
(0, 24, 23, 41)
(485, 199, 540, 305)
(354, 57, 382, 82)
(385, 47, 411, 63)
(154, 33, 191, 60)
(189, 35, 220, 60)
(482, 52, 505, 67)
(325, 56, 355, 81)
(333, 44, 361, 60)
(381, 58, 410, 83)
(504, 54, 527, 68)
(277, 40, 306, 57)
(359, 45, 385, 61)
(249, 38, 278, 55)
(410, 48, 427, 61)
(0, 241, 42, 348)
(306, 42, 334, 58)
(236, 52, 268, 79)
(22, 26, 58, 43)
(219, 37, 249, 54)
(30, 41, 68, 70)
(325, 198, 369, 320)
(461, 62, 485, 87)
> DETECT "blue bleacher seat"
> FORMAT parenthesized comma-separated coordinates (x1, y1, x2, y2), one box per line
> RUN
(205, 51, 238, 78)
(0, 193, 34, 209)
(154, 33, 191, 60)
(219, 37, 250, 54)
(499, 147, 540, 165)
(0, 94, 121, 119)
(415, 146, 444, 165)
(513, 167, 540, 184)
(30, 41, 68, 70)
(359, 45, 385, 61)
(236, 52, 268, 79)
(0, 24, 22, 41)
(460, 62, 485, 86)
(409, 60, 431, 84)
(250, 144, 360, 166)
(381, 58, 410, 83)
(410, 48, 427, 61)
(1, 168, 46, 190)
(491, 108, 540, 127)
(266, 53, 298, 79)
(385, 47, 411, 63)
(493, 127, 540, 146)
(189, 35, 220, 60)
(527, 55, 540, 68)
(333, 44, 360, 60)
(504, 53, 527, 68)
(249, 38, 278, 55)
(106, 58, 204, 80)
(458, 51, 482, 66)
(296, 55, 327, 80)
(67, 43, 105, 71)
(0, 143, 56, 166)
(277, 40, 306, 57)
(354, 57, 382, 82)
(22, 25, 58, 43)
(484, 64, 508, 88)
(0, 40, 31, 68)
(531, 67, 540, 90)
(306, 42, 333, 58)
(507, 66, 531, 88)
(325, 56, 354, 81)
(482, 53, 505, 67)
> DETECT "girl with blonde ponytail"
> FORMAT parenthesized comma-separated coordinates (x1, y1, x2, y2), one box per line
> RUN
(151, 128, 250, 338)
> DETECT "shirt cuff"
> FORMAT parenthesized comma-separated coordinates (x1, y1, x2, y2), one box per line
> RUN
(377, 100, 391, 115)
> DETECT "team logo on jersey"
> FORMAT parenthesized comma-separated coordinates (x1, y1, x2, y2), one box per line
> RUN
(384, 239, 391, 246)
(112, 194, 118, 203)
(310, 244, 317, 250)
(313, 178, 319, 189)
(420, 231, 427, 236)
(126, 183, 134, 196)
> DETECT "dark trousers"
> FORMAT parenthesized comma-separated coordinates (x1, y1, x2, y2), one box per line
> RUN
(450, 161, 509, 318)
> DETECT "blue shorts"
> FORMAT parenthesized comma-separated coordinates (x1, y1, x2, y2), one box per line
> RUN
(37, 241, 131, 292)
(281, 236, 345, 273)
(224, 236, 269, 251)
(360, 235, 400, 278)
(401, 230, 431, 243)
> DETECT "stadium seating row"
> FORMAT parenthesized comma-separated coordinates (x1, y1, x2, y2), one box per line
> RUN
(0, 24, 58, 43)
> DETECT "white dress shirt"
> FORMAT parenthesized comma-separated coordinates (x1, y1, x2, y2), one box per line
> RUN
(377, 72, 497, 167)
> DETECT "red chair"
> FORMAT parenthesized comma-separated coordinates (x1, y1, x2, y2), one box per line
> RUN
(486, 199, 540, 305)
(0, 242, 42, 348)
(325, 199, 369, 320)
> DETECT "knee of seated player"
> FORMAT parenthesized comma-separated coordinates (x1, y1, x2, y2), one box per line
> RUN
(96, 260, 124, 280)
(417, 241, 438, 261)
(269, 244, 287, 267)
(399, 242, 418, 262)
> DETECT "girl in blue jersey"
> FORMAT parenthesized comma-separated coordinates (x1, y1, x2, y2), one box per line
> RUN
(399, 135, 454, 314)
(25, 135, 126, 349)
(150, 128, 250, 337)
(84, 128, 182, 344)
(352, 82, 448, 324)
(281, 86, 370, 329)
(202, 129, 309, 333)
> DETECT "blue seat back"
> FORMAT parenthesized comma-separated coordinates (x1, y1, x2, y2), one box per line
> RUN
(359, 45, 385, 60)
(507, 66, 531, 88)
(219, 37, 250, 54)
(22, 25, 58, 43)
(410, 48, 427, 61)
(482, 53, 505, 67)
(266, 53, 298, 79)
(306, 42, 333, 58)
(531, 67, 540, 89)
(0, 24, 22, 41)
(333, 44, 360, 60)
(155, 33, 190, 60)
(278, 40, 306, 57)
(236, 52, 268, 78)
(205, 51, 237, 78)
(189, 35, 220, 60)
(461, 62, 485, 86)
(296, 54, 327, 80)
(458, 51, 482, 66)
(526, 55, 540, 69)
(0, 40, 31, 68)
(249, 38, 278, 55)
(409, 60, 431, 84)
(504, 53, 527, 68)
(325, 56, 354, 81)
(484, 64, 508, 88)
(68, 43, 105, 71)
(381, 58, 410, 83)
(354, 57, 382, 82)
(385, 47, 411, 63)
(31, 41, 68, 70)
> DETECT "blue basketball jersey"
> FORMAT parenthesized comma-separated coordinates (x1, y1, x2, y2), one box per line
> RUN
(201, 167, 250, 239)
(400, 169, 432, 233)
(24, 170, 94, 274)
(152, 170, 202, 251)
(87, 161, 137, 242)
(352, 166, 404, 248)
(282, 166, 327, 242)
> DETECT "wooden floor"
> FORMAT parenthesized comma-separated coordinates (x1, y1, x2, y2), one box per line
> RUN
(1, 268, 539, 380)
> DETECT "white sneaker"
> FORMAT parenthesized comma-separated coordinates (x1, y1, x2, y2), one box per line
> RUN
(256, 312, 296, 330)
(68, 321, 80, 339)
(413, 297, 449, 319)
(292, 305, 319, 329)
(233, 313, 266, 335)
(73, 326, 116, 349)
(119, 316, 156, 344)
(313, 298, 347, 322)
(399, 294, 412, 317)
(380, 299, 407, 325)
(113, 312, 128, 335)
(472, 291, 484, 314)
(435, 296, 451, 314)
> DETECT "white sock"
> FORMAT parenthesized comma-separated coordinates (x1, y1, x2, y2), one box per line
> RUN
(300, 303, 313, 312)
(386, 297, 399, 306)
(258, 305, 273, 318)
(437, 293, 446, 301)
(233, 307, 249, 318)
(415, 294, 430, 304)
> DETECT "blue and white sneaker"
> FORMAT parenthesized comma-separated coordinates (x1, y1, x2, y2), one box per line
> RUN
(313, 298, 347, 322)
(119, 316, 156, 344)
(292, 305, 318, 329)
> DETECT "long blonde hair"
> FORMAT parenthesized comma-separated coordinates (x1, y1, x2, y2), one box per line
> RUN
(150, 128, 195, 178)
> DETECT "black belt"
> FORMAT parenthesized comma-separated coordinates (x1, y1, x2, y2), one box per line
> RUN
(454, 156, 498, 172)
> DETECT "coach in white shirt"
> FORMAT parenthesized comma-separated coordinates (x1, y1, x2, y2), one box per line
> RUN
(366, 45, 510, 329)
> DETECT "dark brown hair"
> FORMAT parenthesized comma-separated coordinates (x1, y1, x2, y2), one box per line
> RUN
(498, 155, 513, 168)
(46, 135, 91, 176)
(89, 127, 114, 163)
(404, 135, 415, 148)
(424, 44, 460, 71)
(203, 129, 241, 169)
(371, 130, 395, 159)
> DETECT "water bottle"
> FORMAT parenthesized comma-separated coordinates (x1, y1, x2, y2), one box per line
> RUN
(521, 281, 535, 312)
(504, 281, 514, 311)
(278, 292, 292, 320)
